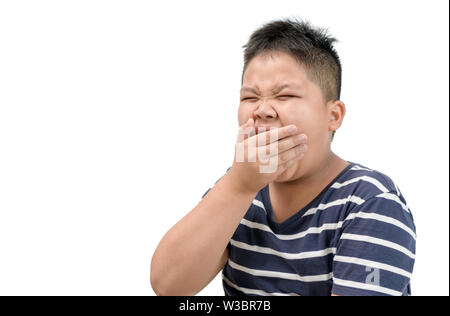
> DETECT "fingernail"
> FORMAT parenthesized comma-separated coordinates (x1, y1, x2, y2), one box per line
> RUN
(288, 125, 297, 133)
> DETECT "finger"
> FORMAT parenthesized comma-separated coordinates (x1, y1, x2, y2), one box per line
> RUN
(259, 143, 306, 173)
(276, 148, 306, 174)
(253, 124, 299, 146)
(277, 143, 308, 165)
(240, 117, 253, 128)
(259, 134, 308, 159)
(237, 118, 255, 142)
(244, 118, 255, 140)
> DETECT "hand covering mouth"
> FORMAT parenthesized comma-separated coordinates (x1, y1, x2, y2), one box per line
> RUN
(255, 126, 280, 134)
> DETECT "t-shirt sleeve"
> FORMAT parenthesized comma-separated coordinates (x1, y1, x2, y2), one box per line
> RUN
(201, 187, 211, 199)
(331, 191, 416, 296)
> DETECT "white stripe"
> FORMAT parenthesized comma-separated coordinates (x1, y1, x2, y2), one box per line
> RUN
(345, 211, 416, 240)
(350, 165, 372, 172)
(376, 192, 410, 213)
(333, 255, 412, 279)
(240, 218, 273, 234)
(302, 195, 365, 217)
(276, 222, 344, 240)
(222, 274, 300, 296)
(228, 259, 333, 282)
(239, 218, 344, 241)
(330, 174, 410, 214)
(231, 239, 336, 259)
(252, 199, 267, 213)
(331, 176, 389, 193)
(333, 277, 402, 296)
(341, 233, 415, 259)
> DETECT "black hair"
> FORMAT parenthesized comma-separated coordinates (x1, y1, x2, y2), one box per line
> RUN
(242, 18, 342, 141)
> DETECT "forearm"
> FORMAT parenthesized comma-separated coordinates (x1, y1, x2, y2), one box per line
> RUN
(150, 170, 255, 296)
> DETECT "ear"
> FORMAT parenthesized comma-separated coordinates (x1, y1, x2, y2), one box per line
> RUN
(327, 100, 346, 132)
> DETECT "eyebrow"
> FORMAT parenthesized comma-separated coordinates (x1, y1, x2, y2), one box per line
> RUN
(240, 84, 302, 95)
(240, 87, 260, 94)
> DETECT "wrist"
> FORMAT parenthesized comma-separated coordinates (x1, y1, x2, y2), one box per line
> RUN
(223, 167, 259, 197)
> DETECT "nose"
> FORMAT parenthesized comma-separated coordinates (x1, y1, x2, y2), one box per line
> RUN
(254, 101, 277, 120)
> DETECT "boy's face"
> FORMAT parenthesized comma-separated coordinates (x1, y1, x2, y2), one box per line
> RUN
(238, 50, 341, 182)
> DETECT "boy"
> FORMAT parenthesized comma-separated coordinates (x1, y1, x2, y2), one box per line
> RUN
(151, 18, 416, 296)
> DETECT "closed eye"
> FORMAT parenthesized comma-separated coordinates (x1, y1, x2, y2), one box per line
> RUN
(241, 95, 298, 101)
(241, 97, 257, 101)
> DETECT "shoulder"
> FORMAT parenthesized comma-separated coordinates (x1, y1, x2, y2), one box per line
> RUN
(338, 161, 405, 200)
(331, 161, 413, 220)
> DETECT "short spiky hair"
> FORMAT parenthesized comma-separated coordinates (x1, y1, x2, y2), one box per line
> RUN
(242, 18, 342, 141)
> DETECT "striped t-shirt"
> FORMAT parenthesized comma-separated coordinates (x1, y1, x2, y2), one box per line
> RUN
(201, 161, 416, 296)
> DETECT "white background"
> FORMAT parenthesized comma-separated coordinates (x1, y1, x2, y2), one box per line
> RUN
(0, 0, 448, 296)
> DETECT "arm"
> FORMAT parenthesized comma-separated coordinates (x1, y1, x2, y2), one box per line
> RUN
(150, 170, 255, 296)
